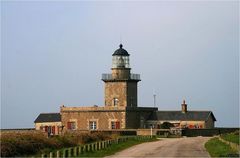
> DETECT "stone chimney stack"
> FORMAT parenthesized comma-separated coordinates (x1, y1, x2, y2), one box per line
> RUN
(181, 100, 187, 113)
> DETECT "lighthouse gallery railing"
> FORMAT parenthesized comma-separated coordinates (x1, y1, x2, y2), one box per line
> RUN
(102, 73, 140, 80)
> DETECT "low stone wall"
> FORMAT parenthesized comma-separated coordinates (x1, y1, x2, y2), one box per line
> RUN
(0, 128, 37, 134)
(137, 129, 160, 136)
(181, 128, 239, 137)
(67, 129, 173, 136)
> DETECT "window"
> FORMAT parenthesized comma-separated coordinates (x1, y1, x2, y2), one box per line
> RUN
(111, 121, 120, 129)
(89, 121, 97, 130)
(67, 122, 76, 130)
(113, 98, 118, 106)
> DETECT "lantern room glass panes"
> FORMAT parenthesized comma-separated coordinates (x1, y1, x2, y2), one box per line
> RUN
(112, 55, 130, 68)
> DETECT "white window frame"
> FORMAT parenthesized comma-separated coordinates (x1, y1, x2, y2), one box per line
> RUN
(113, 98, 118, 106)
(111, 121, 116, 129)
(89, 121, 97, 130)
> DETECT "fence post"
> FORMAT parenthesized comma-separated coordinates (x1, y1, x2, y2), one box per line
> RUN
(91, 143, 95, 151)
(98, 142, 101, 150)
(94, 142, 98, 151)
(102, 141, 105, 148)
(56, 150, 60, 158)
(78, 146, 82, 154)
(74, 147, 77, 156)
(49, 152, 53, 158)
(62, 149, 66, 158)
(105, 141, 107, 147)
(68, 148, 72, 157)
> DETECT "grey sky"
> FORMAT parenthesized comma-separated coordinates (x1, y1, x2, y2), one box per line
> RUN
(1, 1, 239, 128)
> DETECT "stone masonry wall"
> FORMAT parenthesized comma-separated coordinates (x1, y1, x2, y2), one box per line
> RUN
(104, 82, 127, 107)
(61, 107, 126, 130)
(205, 116, 215, 128)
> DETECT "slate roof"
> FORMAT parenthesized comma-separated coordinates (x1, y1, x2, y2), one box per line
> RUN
(148, 111, 216, 121)
(34, 113, 61, 123)
(112, 44, 129, 56)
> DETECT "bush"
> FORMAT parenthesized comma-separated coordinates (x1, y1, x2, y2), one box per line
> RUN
(1, 132, 47, 157)
(0, 131, 111, 157)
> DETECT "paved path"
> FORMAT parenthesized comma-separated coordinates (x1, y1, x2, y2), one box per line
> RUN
(107, 137, 211, 157)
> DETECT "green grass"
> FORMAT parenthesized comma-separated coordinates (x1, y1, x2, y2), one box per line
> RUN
(221, 131, 239, 145)
(205, 137, 239, 157)
(77, 137, 157, 157)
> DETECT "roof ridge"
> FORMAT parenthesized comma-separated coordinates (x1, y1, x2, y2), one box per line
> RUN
(40, 112, 60, 114)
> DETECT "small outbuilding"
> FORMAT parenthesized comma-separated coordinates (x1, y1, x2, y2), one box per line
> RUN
(34, 113, 62, 135)
(146, 100, 216, 129)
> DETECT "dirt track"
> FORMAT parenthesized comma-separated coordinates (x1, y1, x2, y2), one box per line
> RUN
(107, 137, 211, 157)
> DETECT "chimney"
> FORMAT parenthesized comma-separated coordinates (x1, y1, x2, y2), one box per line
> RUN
(181, 100, 187, 113)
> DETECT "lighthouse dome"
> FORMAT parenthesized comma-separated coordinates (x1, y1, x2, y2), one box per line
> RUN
(112, 44, 129, 56)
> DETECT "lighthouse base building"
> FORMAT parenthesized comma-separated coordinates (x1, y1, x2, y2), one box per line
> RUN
(34, 45, 216, 134)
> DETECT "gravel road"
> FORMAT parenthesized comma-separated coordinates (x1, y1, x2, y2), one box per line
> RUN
(107, 137, 211, 157)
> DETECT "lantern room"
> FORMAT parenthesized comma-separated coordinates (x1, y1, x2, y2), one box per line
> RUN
(112, 44, 130, 68)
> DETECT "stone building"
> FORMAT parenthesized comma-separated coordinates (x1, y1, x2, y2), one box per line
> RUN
(146, 100, 216, 129)
(60, 44, 157, 130)
(34, 113, 62, 135)
(35, 44, 216, 133)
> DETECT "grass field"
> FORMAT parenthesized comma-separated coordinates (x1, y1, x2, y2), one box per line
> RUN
(221, 131, 239, 145)
(205, 137, 239, 157)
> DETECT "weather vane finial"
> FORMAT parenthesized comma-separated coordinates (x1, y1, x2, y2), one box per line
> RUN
(119, 34, 123, 48)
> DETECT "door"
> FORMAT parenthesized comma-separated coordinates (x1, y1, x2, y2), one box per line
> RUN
(116, 121, 120, 129)
(45, 126, 48, 132)
(52, 126, 55, 135)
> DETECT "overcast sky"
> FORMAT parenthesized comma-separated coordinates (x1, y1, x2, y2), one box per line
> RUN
(1, 1, 239, 128)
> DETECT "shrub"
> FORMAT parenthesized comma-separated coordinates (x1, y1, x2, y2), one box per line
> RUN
(0, 131, 111, 157)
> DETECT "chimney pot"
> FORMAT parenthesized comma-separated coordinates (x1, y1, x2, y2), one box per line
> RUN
(181, 100, 187, 113)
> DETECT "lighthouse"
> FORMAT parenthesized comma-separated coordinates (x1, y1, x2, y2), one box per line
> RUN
(102, 44, 141, 107)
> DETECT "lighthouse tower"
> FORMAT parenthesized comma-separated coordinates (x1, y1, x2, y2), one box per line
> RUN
(102, 44, 141, 107)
